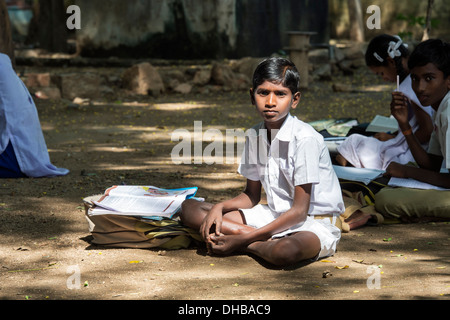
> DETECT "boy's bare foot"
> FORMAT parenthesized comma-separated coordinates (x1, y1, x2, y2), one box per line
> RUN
(344, 210, 371, 230)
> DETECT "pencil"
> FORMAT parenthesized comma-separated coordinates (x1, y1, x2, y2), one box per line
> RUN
(397, 75, 400, 92)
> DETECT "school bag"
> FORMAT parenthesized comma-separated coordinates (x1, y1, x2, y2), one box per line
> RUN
(83, 196, 202, 250)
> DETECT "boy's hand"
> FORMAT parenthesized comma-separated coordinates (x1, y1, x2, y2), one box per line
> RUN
(384, 162, 409, 179)
(390, 92, 410, 129)
(209, 234, 243, 255)
(200, 204, 223, 241)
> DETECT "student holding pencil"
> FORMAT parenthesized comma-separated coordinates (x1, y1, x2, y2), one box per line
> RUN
(376, 39, 450, 220)
(336, 34, 434, 171)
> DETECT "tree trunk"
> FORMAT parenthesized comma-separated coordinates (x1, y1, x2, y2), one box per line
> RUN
(0, 0, 15, 66)
(38, 0, 68, 52)
(347, 0, 364, 42)
(422, 0, 434, 41)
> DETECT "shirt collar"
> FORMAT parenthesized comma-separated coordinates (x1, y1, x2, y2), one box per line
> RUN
(250, 114, 294, 143)
(267, 113, 294, 142)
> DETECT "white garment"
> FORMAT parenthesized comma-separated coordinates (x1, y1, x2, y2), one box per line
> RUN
(0, 53, 69, 177)
(428, 91, 450, 169)
(238, 114, 345, 216)
(337, 75, 434, 170)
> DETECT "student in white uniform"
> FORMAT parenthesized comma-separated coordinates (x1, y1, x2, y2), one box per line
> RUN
(180, 57, 344, 267)
(376, 39, 450, 220)
(336, 35, 434, 170)
(0, 53, 69, 178)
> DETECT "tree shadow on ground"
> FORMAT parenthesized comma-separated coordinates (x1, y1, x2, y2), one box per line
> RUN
(2, 68, 449, 300)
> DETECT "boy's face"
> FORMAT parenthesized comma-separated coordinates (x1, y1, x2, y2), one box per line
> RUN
(410, 62, 450, 109)
(250, 81, 301, 129)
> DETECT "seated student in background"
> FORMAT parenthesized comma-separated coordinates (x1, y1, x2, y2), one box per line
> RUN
(180, 57, 344, 267)
(0, 53, 69, 178)
(375, 39, 450, 220)
(336, 35, 434, 170)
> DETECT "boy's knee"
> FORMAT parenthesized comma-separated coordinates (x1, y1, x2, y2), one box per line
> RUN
(180, 199, 212, 228)
(270, 238, 305, 266)
(180, 199, 198, 223)
(181, 199, 197, 214)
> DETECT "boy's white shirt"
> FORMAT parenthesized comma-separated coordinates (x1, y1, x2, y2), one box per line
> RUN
(0, 53, 69, 177)
(238, 114, 345, 216)
(427, 91, 450, 169)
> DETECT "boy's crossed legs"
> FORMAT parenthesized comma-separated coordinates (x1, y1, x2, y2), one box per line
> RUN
(180, 199, 321, 267)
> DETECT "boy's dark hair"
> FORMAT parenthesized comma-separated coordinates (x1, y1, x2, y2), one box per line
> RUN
(365, 34, 409, 82)
(252, 57, 300, 95)
(408, 39, 450, 78)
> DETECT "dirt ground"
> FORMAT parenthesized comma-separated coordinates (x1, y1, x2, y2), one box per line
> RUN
(0, 64, 449, 303)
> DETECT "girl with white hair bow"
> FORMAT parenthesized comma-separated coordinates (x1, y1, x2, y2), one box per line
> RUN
(335, 34, 434, 171)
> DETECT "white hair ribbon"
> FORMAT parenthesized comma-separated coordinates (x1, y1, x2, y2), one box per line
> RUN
(387, 36, 408, 59)
(373, 52, 384, 62)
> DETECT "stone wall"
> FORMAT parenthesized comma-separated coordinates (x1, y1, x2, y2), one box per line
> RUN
(21, 43, 368, 102)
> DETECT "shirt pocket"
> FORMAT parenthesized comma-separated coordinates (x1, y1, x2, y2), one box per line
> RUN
(278, 160, 295, 190)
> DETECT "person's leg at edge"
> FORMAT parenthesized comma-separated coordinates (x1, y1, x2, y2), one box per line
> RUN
(0, 142, 26, 178)
(375, 187, 450, 222)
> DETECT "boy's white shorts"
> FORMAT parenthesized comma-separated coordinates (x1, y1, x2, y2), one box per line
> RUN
(240, 204, 341, 260)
